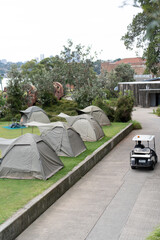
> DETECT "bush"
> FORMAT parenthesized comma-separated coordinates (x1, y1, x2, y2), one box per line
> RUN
(146, 226, 160, 239)
(50, 116, 66, 122)
(39, 92, 58, 107)
(132, 120, 142, 129)
(43, 99, 78, 120)
(155, 106, 160, 116)
(114, 94, 134, 122)
(14, 114, 21, 122)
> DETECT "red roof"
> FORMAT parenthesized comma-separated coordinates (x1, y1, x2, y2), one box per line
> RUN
(101, 57, 146, 75)
(114, 57, 146, 64)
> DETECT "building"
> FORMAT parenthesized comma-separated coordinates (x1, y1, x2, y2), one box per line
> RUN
(101, 57, 147, 77)
(118, 80, 160, 107)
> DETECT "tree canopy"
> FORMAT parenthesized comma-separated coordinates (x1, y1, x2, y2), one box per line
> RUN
(98, 63, 135, 98)
(122, 0, 160, 75)
(5, 40, 105, 111)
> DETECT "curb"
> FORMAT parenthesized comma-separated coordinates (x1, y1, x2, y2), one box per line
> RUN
(0, 123, 133, 240)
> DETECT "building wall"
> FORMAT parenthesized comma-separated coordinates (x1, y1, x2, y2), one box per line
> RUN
(101, 57, 146, 75)
(118, 81, 160, 107)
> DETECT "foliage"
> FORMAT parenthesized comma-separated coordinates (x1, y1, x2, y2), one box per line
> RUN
(21, 58, 64, 106)
(20, 59, 39, 80)
(98, 63, 135, 98)
(19, 40, 103, 108)
(60, 40, 106, 107)
(0, 92, 6, 107)
(6, 65, 25, 116)
(111, 63, 135, 82)
(155, 105, 160, 116)
(61, 40, 96, 88)
(146, 225, 160, 239)
(73, 78, 105, 108)
(93, 59, 102, 74)
(143, 41, 160, 75)
(132, 120, 142, 129)
(105, 98, 118, 107)
(40, 56, 67, 90)
(114, 92, 134, 122)
(121, 0, 160, 75)
(43, 99, 78, 120)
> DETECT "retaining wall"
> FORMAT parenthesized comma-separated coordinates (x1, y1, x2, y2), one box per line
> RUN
(0, 123, 133, 240)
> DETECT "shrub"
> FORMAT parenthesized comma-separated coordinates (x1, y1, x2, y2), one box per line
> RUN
(14, 114, 21, 122)
(50, 116, 66, 122)
(114, 94, 134, 122)
(39, 92, 58, 107)
(146, 226, 160, 239)
(132, 120, 142, 129)
(155, 106, 160, 117)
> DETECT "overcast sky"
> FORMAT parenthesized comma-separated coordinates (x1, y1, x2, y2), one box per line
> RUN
(0, 0, 142, 62)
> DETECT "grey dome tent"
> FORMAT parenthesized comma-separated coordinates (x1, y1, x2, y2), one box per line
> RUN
(0, 133, 64, 180)
(41, 122, 86, 157)
(20, 106, 50, 125)
(0, 137, 17, 156)
(66, 114, 105, 142)
(76, 105, 110, 126)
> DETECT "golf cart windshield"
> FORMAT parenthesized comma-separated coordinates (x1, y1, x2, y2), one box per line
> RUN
(132, 135, 155, 151)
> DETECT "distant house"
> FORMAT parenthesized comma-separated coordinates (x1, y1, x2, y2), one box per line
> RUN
(118, 80, 160, 107)
(101, 57, 147, 77)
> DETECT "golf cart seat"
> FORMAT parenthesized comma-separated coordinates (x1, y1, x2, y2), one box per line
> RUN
(134, 147, 150, 154)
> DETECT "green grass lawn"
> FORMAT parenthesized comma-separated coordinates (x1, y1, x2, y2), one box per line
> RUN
(0, 121, 129, 224)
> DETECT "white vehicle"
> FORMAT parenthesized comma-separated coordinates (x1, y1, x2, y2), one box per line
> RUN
(130, 135, 158, 170)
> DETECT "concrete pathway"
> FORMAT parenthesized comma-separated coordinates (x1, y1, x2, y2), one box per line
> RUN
(16, 107, 160, 240)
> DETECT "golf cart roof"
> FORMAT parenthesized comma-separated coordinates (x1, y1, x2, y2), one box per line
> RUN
(132, 135, 155, 142)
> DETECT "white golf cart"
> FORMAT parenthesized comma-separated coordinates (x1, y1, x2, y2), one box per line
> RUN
(130, 135, 158, 170)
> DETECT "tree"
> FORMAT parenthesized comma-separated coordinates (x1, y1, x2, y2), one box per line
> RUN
(93, 60, 102, 74)
(39, 56, 67, 86)
(112, 63, 135, 82)
(31, 69, 57, 107)
(21, 57, 66, 105)
(61, 40, 105, 107)
(121, 0, 160, 75)
(61, 39, 97, 89)
(6, 65, 25, 116)
(98, 63, 135, 98)
(73, 77, 105, 108)
(0, 75, 3, 91)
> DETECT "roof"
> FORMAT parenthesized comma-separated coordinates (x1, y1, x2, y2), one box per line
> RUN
(119, 81, 160, 85)
(132, 135, 155, 142)
(101, 57, 146, 75)
(114, 57, 146, 64)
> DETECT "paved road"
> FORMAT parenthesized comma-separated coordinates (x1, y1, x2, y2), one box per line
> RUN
(16, 107, 160, 240)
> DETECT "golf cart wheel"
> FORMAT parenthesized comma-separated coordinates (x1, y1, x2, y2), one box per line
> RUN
(131, 166, 136, 169)
(150, 164, 155, 170)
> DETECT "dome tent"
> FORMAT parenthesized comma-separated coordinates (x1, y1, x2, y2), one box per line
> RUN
(41, 122, 86, 157)
(0, 137, 17, 156)
(76, 105, 110, 126)
(0, 133, 64, 180)
(66, 114, 105, 142)
(20, 106, 50, 125)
